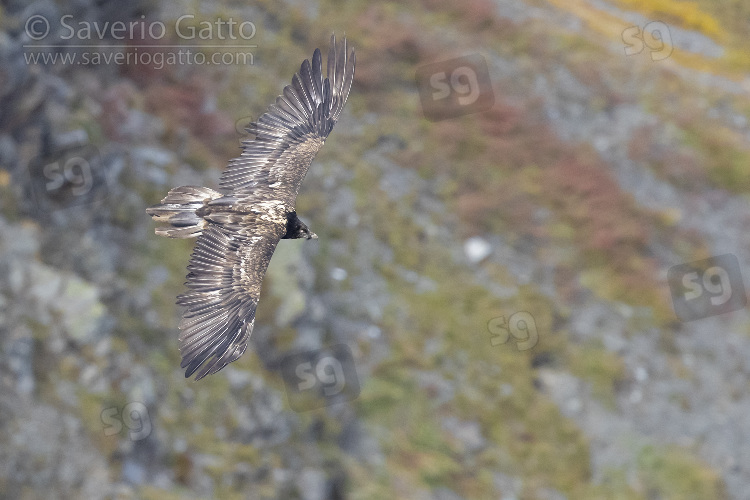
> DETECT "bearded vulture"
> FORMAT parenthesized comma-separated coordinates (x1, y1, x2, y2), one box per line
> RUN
(146, 35, 355, 380)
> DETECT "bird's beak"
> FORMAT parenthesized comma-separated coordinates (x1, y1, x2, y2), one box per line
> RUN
(310, 232, 318, 240)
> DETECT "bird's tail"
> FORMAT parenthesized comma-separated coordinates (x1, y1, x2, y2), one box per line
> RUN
(146, 186, 222, 238)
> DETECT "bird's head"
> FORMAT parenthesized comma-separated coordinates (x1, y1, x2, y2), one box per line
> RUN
(285, 212, 318, 240)
(297, 225, 317, 240)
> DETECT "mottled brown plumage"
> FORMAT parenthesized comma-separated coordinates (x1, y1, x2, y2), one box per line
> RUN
(146, 35, 355, 380)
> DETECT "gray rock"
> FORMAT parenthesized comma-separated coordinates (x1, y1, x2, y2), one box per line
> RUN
(296, 468, 327, 500)
(441, 416, 486, 455)
(464, 236, 492, 263)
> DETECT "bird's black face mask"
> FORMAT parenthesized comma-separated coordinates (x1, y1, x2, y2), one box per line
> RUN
(284, 211, 318, 240)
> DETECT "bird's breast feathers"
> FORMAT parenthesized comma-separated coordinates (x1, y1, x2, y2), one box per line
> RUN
(236, 200, 290, 224)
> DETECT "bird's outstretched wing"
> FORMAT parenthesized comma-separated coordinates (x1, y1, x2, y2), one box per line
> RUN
(219, 34, 355, 205)
(177, 221, 285, 380)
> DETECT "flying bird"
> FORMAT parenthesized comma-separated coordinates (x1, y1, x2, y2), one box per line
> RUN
(146, 35, 355, 380)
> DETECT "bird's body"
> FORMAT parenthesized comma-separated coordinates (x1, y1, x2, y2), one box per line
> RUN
(146, 35, 355, 380)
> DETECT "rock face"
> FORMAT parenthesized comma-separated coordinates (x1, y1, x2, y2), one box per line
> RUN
(1, 0, 748, 498)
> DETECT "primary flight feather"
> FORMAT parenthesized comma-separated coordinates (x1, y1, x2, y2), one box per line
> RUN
(146, 35, 355, 380)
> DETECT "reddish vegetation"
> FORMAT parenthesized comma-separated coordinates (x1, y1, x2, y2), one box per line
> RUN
(106, 31, 236, 148)
(390, 41, 668, 308)
(544, 157, 647, 255)
(99, 73, 233, 147)
(628, 125, 708, 191)
(353, 5, 436, 93)
(120, 30, 176, 86)
(419, 0, 498, 31)
(144, 78, 234, 141)
(99, 82, 140, 140)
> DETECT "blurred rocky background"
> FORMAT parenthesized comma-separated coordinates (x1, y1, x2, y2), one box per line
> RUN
(2, 0, 750, 498)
